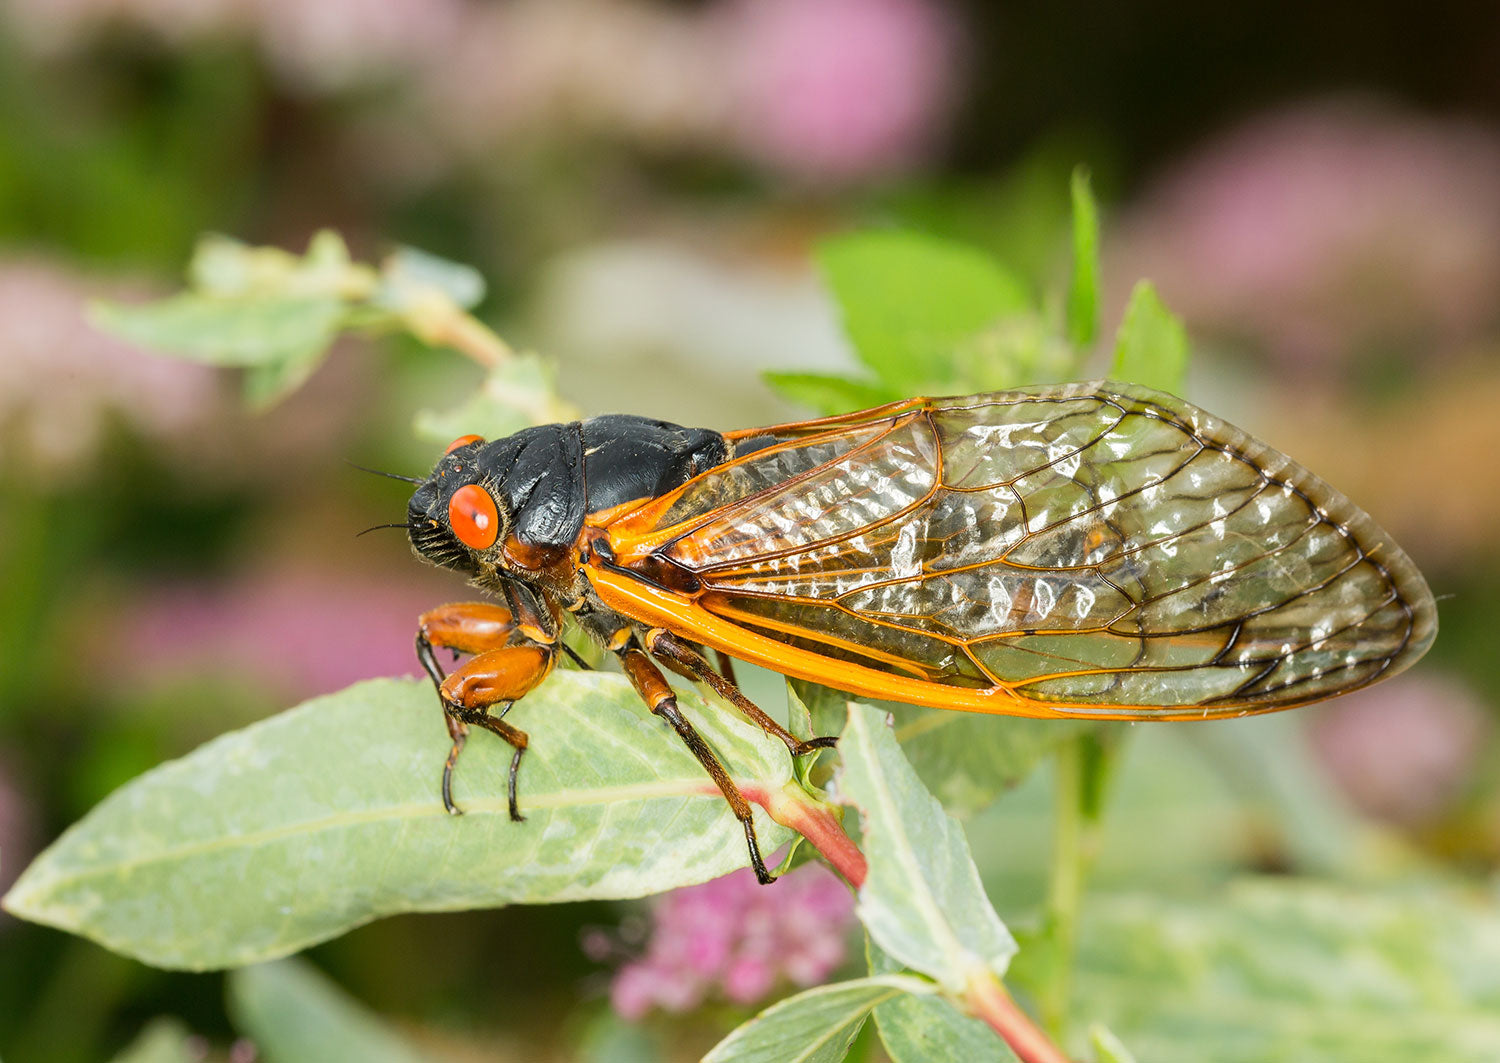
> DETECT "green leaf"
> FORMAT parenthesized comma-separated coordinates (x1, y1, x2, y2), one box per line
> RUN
(704, 975, 937, 1063)
(107, 1018, 198, 1063)
(946, 313, 1079, 392)
(90, 293, 346, 368)
(188, 230, 365, 300)
(1089, 1024, 1138, 1063)
(761, 372, 898, 417)
(1074, 879, 1500, 1062)
(241, 343, 329, 410)
(837, 704, 1017, 993)
(818, 231, 1031, 393)
(788, 681, 848, 747)
(1065, 168, 1100, 348)
(413, 354, 566, 443)
(577, 1010, 662, 1063)
(228, 958, 431, 1063)
(377, 246, 487, 311)
(1109, 281, 1188, 395)
(883, 703, 1095, 818)
(3, 674, 794, 969)
(867, 940, 1018, 1063)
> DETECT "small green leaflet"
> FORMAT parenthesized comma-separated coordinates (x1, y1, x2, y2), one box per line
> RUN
(817, 230, 1031, 394)
(1110, 280, 1188, 395)
(704, 975, 937, 1063)
(228, 959, 437, 1063)
(836, 704, 1017, 993)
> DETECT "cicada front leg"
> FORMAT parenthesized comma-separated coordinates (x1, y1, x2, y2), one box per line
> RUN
(415, 602, 555, 821)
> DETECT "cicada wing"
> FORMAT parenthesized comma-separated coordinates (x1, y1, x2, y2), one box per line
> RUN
(603, 382, 1436, 718)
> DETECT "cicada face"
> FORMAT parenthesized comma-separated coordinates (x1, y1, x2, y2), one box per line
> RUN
(407, 437, 508, 581)
(590, 382, 1436, 719)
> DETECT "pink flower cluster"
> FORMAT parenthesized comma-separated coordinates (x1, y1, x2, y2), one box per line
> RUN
(0, 259, 217, 473)
(1308, 674, 1491, 827)
(0, 757, 36, 906)
(596, 862, 855, 1019)
(5, 0, 461, 93)
(4, 0, 961, 185)
(718, 0, 957, 182)
(1109, 99, 1500, 373)
(109, 565, 444, 700)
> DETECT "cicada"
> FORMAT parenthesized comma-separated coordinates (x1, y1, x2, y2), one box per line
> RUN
(403, 382, 1436, 881)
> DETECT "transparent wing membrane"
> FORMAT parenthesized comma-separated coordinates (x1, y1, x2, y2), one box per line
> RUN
(604, 382, 1436, 717)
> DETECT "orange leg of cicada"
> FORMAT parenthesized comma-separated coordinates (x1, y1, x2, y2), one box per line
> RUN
(415, 602, 555, 821)
(616, 643, 780, 885)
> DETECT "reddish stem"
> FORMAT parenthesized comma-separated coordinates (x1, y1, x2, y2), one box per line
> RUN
(759, 784, 868, 887)
(966, 971, 1073, 1063)
(747, 782, 1072, 1063)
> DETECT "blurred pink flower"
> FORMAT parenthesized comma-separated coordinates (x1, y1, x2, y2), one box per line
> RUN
(249, 0, 463, 94)
(0, 259, 217, 473)
(6, 0, 962, 180)
(1108, 100, 1500, 373)
(0, 756, 37, 909)
(109, 565, 441, 700)
(419, 0, 959, 184)
(719, 0, 959, 182)
(3, 0, 463, 93)
(1308, 673, 1491, 827)
(595, 862, 855, 1020)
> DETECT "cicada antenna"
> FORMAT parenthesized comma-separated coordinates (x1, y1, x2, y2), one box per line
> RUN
(345, 460, 424, 485)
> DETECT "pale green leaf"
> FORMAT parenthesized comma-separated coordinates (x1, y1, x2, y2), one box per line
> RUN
(946, 312, 1078, 392)
(228, 958, 431, 1063)
(413, 354, 565, 443)
(3, 674, 794, 969)
(704, 975, 936, 1063)
(107, 1018, 197, 1063)
(884, 703, 1093, 817)
(1089, 1024, 1138, 1063)
(1110, 281, 1188, 395)
(577, 1010, 661, 1063)
(818, 231, 1031, 393)
(90, 293, 346, 368)
(241, 343, 328, 410)
(867, 939, 1018, 1063)
(837, 704, 1016, 993)
(761, 372, 897, 417)
(788, 681, 848, 747)
(1074, 880, 1500, 1062)
(377, 246, 486, 311)
(187, 230, 365, 300)
(1065, 168, 1100, 348)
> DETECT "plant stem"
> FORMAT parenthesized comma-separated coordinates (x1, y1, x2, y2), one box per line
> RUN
(760, 783, 868, 886)
(1040, 737, 1086, 1038)
(753, 782, 1073, 1063)
(966, 971, 1073, 1063)
(402, 296, 515, 368)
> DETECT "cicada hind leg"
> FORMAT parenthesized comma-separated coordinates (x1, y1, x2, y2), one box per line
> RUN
(613, 627, 839, 886)
(616, 644, 781, 884)
(415, 601, 556, 821)
(646, 629, 839, 758)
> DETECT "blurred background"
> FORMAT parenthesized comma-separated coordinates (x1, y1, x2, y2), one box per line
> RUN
(1, 1, 1498, 1060)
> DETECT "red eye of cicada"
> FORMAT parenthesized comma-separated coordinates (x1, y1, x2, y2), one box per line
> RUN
(448, 484, 499, 550)
(445, 434, 484, 454)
